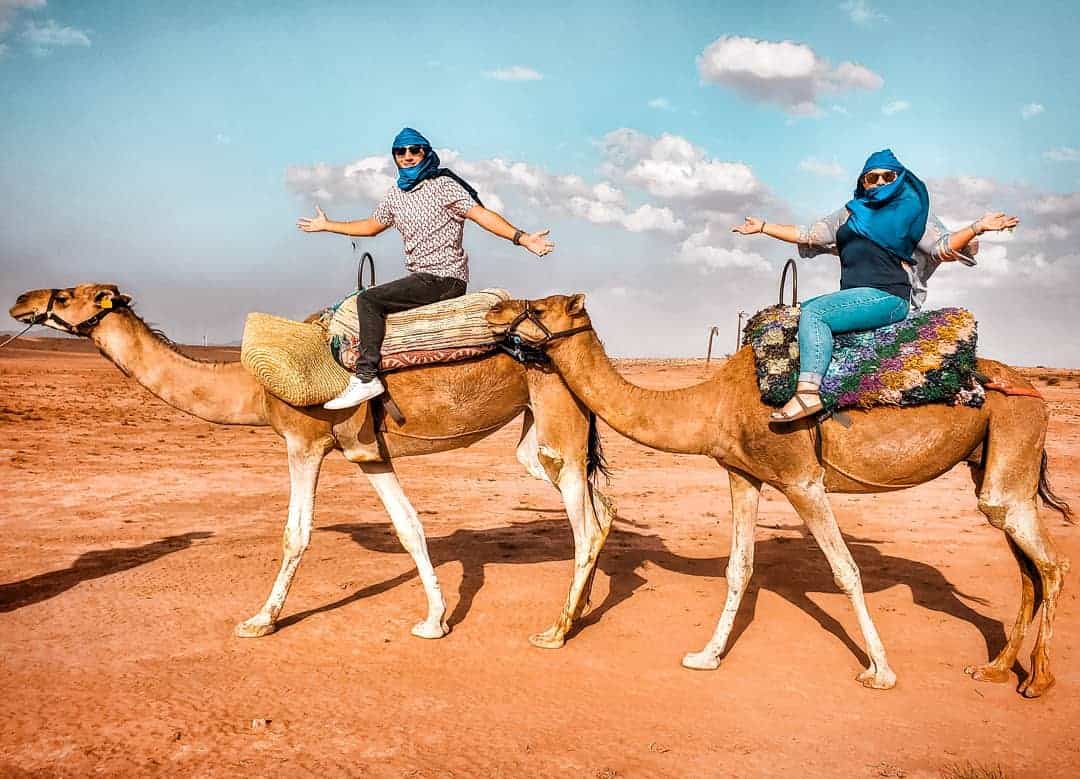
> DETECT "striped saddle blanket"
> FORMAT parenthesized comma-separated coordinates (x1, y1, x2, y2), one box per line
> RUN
(744, 305, 985, 412)
(316, 288, 510, 372)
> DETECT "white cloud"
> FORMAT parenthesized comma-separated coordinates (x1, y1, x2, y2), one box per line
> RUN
(798, 157, 844, 177)
(485, 65, 543, 82)
(20, 18, 90, 51)
(215, 133, 231, 145)
(1029, 192, 1080, 216)
(831, 104, 850, 115)
(0, 0, 43, 34)
(675, 225, 770, 272)
(840, 0, 888, 25)
(1044, 147, 1080, 162)
(696, 35, 883, 115)
(621, 203, 684, 233)
(882, 99, 910, 115)
(601, 129, 763, 204)
(1021, 103, 1045, 119)
(647, 97, 674, 111)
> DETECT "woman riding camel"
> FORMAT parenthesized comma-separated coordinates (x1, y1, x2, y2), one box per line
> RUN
(733, 148, 1019, 422)
(298, 127, 554, 409)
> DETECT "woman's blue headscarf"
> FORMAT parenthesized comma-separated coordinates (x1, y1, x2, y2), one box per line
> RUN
(391, 127, 483, 206)
(845, 149, 929, 260)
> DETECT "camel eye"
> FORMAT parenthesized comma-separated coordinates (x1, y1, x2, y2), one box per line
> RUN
(55, 293, 70, 303)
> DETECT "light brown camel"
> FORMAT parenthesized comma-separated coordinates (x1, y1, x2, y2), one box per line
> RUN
(486, 294, 1073, 697)
(8, 283, 615, 644)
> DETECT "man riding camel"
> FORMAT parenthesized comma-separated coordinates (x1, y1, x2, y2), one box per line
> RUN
(298, 127, 554, 409)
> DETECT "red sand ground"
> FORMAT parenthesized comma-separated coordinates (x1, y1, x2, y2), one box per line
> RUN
(1, 339, 1078, 777)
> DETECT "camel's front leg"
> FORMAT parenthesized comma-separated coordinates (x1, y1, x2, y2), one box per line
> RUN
(236, 441, 327, 637)
(360, 461, 448, 639)
(781, 477, 896, 689)
(683, 468, 760, 670)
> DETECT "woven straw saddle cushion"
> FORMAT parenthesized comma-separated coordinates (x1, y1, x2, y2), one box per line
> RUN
(241, 288, 510, 407)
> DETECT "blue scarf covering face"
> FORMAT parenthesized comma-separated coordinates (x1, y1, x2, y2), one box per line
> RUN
(845, 148, 930, 260)
(393, 127, 441, 191)
(391, 127, 483, 207)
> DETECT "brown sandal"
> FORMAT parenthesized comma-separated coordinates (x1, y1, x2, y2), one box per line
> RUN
(770, 391, 823, 423)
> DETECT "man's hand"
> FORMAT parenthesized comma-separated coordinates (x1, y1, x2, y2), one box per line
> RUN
(521, 229, 554, 258)
(297, 205, 330, 233)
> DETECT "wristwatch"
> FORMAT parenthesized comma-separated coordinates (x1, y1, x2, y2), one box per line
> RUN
(512, 229, 523, 245)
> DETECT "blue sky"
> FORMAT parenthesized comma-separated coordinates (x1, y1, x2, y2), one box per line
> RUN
(2, 0, 1078, 363)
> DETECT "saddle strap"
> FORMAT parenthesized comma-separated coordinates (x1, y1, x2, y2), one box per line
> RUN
(779, 258, 798, 306)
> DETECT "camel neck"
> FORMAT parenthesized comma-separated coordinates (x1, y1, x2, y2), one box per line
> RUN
(90, 312, 267, 425)
(547, 331, 728, 456)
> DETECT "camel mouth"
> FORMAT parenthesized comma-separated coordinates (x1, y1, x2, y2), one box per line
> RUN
(8, 305, 40, 324)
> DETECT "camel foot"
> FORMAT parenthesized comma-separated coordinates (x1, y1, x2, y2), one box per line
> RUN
(410, 620, 450, 640)
(856, 665, 897, 690)
(1019, 672, 1055, 698)
(528, 626, 567, 649)
(235, 615, 277, 638)
(681, 650, 721, 671)
(964, 663, 1011, 684)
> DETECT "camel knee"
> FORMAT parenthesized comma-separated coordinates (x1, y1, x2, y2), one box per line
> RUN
(537, 444, 566, 485)
(977, 499, 1010, 530)
(831, 563, 861, 594)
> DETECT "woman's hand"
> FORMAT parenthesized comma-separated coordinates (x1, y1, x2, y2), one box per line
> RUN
(732, 216, 764, 235)
(521, 229, 554, 258)
(974, 212, 1020, 234)
(297, 205, 330, 233)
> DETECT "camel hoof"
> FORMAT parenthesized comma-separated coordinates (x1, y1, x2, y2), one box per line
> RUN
(1019, 673, 1055, 698)
(528, 629, 566, 650)
(964, 663, 1011, 684)
(411, 620, 449, 640)
(856, 666, 896, 690)
(681, 650, 721, 671)
(235, 616, 277, 638)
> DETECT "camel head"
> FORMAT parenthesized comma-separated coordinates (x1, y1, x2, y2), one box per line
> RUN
(9, 283, 133, 337)
(486, 293, 593, 347)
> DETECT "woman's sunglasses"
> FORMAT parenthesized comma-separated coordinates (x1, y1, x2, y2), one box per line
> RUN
(862, 170, 898, 186)
(393, 145, 426, 156)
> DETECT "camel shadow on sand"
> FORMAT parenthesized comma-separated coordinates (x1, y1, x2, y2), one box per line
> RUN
(278, 517, 1010, 670)
(0, 531, 213, 613)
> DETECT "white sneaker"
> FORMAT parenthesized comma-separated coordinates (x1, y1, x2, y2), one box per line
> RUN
(323, 376, 385, 410)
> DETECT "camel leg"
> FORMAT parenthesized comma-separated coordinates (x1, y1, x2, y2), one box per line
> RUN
(781, 477, 896, 689)
(360, 461, 449, 639)
(236, 440, 327, 637)
(683, 468, 761, 670)
(519, 383, 616, 649)
(976, 497, 1067, 697)
(963, 536, 1038, 683)
(967, 396, 1069, 697)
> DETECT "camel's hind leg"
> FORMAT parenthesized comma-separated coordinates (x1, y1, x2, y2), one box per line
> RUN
(683, 467, 761, 670)
(969, 395, 1069, 697)
(236, 437, 330, 637)
(780, 474, 896, 689)
(519, 376, 616, 649)
(360, 461, 449, 639)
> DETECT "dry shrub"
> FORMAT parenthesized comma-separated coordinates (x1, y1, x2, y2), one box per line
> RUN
(941, 762, 1008, 779)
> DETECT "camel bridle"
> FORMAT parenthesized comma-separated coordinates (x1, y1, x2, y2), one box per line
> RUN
(503, 300, 592, 348)
(31, 290, 129, 336)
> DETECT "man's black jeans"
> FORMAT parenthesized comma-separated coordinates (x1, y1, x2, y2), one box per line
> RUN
(354, 271, 467, 380)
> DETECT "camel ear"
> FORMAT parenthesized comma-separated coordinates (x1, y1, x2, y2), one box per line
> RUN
(95, 289, 131, 309)
(565, 293, 586, 316)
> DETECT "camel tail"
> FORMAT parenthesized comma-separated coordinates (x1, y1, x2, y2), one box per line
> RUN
(586, 412, 611, 484)
(1039, 450, 1075, 523)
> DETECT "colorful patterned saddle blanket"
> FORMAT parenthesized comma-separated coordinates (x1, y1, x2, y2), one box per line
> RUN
(744, 305, 984, 412)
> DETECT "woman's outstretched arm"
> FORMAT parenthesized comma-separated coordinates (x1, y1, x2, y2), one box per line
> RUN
(731, 216, 801, 243)
(946, 211, 1019, 254)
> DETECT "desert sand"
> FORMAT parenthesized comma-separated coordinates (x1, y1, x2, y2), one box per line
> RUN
(1, 338, 1078, 777)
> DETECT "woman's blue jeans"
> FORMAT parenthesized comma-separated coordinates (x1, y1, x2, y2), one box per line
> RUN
(797, 287, 910, 385)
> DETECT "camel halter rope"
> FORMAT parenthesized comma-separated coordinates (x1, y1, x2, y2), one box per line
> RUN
(1, 290, 130, 349)
(502, 300, 593, 347)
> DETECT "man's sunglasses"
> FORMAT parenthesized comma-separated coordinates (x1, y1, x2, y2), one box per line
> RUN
(862, 170, 898, 186)
(393, 145, 426, 156)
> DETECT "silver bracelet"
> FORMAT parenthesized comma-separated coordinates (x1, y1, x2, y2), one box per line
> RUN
(970, 221, 981, 236)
